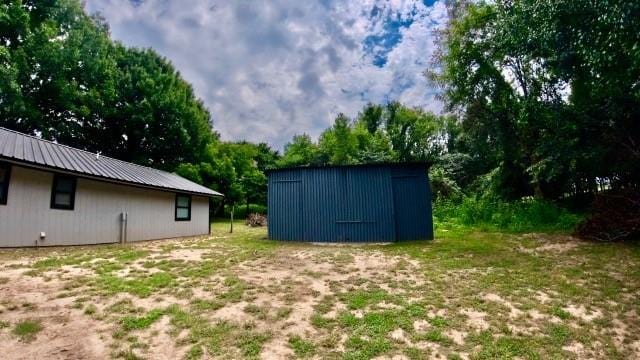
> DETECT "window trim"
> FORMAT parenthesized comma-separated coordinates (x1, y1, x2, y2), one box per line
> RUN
(175, 193, 192, 221)
(0, 162, 11, 205)
(50, 174, 77, 210)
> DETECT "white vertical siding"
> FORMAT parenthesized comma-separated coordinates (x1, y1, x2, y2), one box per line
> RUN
(0, 166, 210, 247)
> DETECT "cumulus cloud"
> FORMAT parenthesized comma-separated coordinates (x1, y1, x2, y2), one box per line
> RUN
(85, 0, 447, 149)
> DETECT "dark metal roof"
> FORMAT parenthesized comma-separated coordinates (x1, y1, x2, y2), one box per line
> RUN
(0, 127, 222, 197)
(265, 161, 431, 174)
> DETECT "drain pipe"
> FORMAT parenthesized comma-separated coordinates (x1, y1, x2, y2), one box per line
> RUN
(120, 212, 128, 244)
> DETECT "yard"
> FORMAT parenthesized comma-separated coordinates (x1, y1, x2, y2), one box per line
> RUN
(0, 222, 639, 360)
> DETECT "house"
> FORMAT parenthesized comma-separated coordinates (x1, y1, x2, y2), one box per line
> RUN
(266, 163, 433, 242)
(0, 127, 222, 247)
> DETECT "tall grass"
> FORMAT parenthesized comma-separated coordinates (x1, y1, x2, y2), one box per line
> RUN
(434, 196, 582, 233)
(223, 204, 267, 219)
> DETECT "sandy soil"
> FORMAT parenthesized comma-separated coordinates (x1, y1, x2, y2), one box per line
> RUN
(0, 229, 638, 360)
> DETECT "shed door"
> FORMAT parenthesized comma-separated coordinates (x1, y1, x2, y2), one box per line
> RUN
(270, 181, 303, 241)
(392, 176, 429, 241)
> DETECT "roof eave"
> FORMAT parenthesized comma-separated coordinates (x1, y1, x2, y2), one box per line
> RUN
(0, 156, 223, 198)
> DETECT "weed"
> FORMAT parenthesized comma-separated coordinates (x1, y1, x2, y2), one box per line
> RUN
(121, 309, 165, 331)
(288, 335, 315, 358)
(13, 319, 42, 342)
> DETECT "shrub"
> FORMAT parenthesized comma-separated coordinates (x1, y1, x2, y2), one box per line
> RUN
(245, 213, 267, 227)
(434, 196, 582, 233)
(224, 204, 267, 219)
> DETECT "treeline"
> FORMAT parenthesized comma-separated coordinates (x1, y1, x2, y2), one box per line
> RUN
(278, 103, 447, 168)
(2, 1, 638, 230)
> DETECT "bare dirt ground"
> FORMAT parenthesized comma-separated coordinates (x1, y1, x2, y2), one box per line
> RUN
(0, 223, 639, 359)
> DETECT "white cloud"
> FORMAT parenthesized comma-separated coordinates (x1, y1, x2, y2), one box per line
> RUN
(85, 0, 447, 149)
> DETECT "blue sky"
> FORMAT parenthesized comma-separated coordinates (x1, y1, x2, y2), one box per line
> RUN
(85, 0, 447, 149)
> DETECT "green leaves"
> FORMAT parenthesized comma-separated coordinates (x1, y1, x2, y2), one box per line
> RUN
(0, 0, 214, 171)
(430, 0, 640, 199)
(279, 102, 447, 169)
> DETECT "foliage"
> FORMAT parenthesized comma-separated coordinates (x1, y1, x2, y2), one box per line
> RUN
(277, 134, 321, 168)
(223, 204, 267, 219)
(0, 0, 214, 170)
(434, 196, 582, 233)
(279, 102, 446, 168)
(176, 141, 279, 210)
(429, 0, 640, 199)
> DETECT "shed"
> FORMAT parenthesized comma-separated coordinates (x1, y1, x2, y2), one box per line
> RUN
(267, 163, 433, 242)
(0, 127, 222, 247)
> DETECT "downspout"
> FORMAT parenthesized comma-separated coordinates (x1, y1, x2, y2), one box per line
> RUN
(120, 212, 128, 244)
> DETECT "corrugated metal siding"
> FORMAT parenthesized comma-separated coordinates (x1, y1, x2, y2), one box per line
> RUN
(267, 164, 433, 242)
(0, 127, 221, 197)
(0, 166, 210, 247)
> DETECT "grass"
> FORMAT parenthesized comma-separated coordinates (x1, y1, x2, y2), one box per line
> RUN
(13, 319, 43, 342)
(288, 335, 315, 358)
(0, 219, 638, 359)
(121, 309, 165, 331)
(434, 196, 583, 233)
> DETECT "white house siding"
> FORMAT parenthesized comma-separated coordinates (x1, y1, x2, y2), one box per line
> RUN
(0, 166, 210, 247)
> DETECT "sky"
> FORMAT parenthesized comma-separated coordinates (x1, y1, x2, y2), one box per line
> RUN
(84, 0, 448, 150)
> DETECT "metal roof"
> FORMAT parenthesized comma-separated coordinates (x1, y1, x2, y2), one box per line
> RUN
(265, 161, 431, 174)
(0, 127, 222, 197)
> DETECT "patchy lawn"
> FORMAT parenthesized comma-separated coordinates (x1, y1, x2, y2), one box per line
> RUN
(0, 222, 639, 359)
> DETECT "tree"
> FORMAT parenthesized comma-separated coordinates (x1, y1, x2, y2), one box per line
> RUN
(0, 0, 215, 171)
(278, 134, 320, 167)
(318, 114, 357, 165)
(385, 103, 445, 163)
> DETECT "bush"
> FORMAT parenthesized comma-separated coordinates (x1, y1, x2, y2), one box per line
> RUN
(224, 204, 267, 219)
(245, 213, 267, 227)
(434, 196, 582, 233)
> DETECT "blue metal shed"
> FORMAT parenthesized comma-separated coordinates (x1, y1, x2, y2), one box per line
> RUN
(267, 163, 433, 242)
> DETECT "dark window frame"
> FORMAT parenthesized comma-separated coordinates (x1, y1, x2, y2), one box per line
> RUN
(50, 174, 77, 210)
(175, 193, 192, 221)
(0, 162, 11, 205)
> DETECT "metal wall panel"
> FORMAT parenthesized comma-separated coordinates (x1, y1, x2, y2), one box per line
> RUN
(267, 164, 433, 242)
(0, 166, 210, 247)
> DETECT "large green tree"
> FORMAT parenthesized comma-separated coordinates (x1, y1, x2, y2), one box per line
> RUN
(0, 0, 214, 170)
(279, 103, 447, 168)
(429, 0, 640, 199)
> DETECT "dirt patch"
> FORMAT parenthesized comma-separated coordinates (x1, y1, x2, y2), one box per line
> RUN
(535, 242, 578, 253)
(562, 341, 586, 356)
(0, 269, 109, 359)
(445, 329, 467, 345)
(389, 328, 409, 343)
(482, 293, 523, 318)
(260, 337, 294, 359)
(141, 317, 188, 360)
(413, 319, 430, 332)
(460, 309, 489, 330)
(563, 304, 602, 322)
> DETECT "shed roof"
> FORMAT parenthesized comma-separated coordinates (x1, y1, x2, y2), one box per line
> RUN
(0, 127, 222, 197)
(265, 161, 431, 174)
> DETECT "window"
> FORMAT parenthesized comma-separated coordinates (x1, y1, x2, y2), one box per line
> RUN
(50, 175, 76, 210)
(175, 194, 191, 221)
(0, 162, 11, 205)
